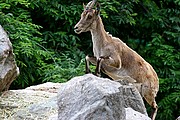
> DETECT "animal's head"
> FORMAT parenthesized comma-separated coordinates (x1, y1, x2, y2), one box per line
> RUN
(74, 0, 100, 34)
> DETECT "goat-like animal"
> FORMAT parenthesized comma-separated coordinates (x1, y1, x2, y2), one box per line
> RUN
(74, 1, 159, 120)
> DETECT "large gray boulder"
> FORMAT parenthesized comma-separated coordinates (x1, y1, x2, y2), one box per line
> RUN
(0, 25, 19, 92)
(58, 74, 150, 120)
(0, 75, 151, 120)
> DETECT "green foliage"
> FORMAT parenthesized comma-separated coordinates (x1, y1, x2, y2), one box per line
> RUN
(0, 0, 50, 87)
(0, 0, 86, 88)
(158, 78, 180, 119)
(41, 58, 85, 83)
(0, 0, 179, 119)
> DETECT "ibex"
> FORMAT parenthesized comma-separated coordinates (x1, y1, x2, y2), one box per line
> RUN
(74, 0, 159, 120)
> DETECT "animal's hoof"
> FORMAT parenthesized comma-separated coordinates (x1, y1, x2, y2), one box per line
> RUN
(85, 70, 91, 74)
(93, 72, 101, 77)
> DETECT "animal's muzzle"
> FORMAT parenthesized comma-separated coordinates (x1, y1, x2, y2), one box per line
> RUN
(74, 26, 82, 34)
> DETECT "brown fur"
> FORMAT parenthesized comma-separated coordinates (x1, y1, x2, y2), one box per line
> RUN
(74, 2, 159, 120)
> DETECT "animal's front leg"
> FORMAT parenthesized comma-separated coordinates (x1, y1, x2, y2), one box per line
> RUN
(95, 56, 109, 77)
(85, 55, 97, 74)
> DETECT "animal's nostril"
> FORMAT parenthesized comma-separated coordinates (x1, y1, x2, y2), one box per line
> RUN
(74, 26, 78, 29)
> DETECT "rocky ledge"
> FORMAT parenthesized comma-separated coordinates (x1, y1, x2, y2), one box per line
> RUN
(0, 74, 151, 120)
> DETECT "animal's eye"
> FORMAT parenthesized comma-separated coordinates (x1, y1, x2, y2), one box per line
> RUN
(88, 15, 92, 19)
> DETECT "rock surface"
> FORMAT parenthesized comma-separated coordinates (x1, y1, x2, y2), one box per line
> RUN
(177, 116, 180, 120)
(0, 25, 19, 92)
(58, 74, 150, 120)
(0, 82, 60, 120)
(125, 107, 150, 120)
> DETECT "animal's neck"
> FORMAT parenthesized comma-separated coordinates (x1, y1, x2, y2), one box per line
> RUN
(90, 16, 107, 49)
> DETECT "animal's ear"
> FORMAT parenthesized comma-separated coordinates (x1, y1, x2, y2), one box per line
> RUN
(95, 2, 101, 15)
(83, 3, 86, 10)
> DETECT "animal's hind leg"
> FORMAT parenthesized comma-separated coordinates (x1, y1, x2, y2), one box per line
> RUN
(144, 93, 158, 120)
(151, 101, 158, 120)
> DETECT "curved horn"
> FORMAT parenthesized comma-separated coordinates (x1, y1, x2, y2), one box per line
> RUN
(86, 0, 97, 10)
